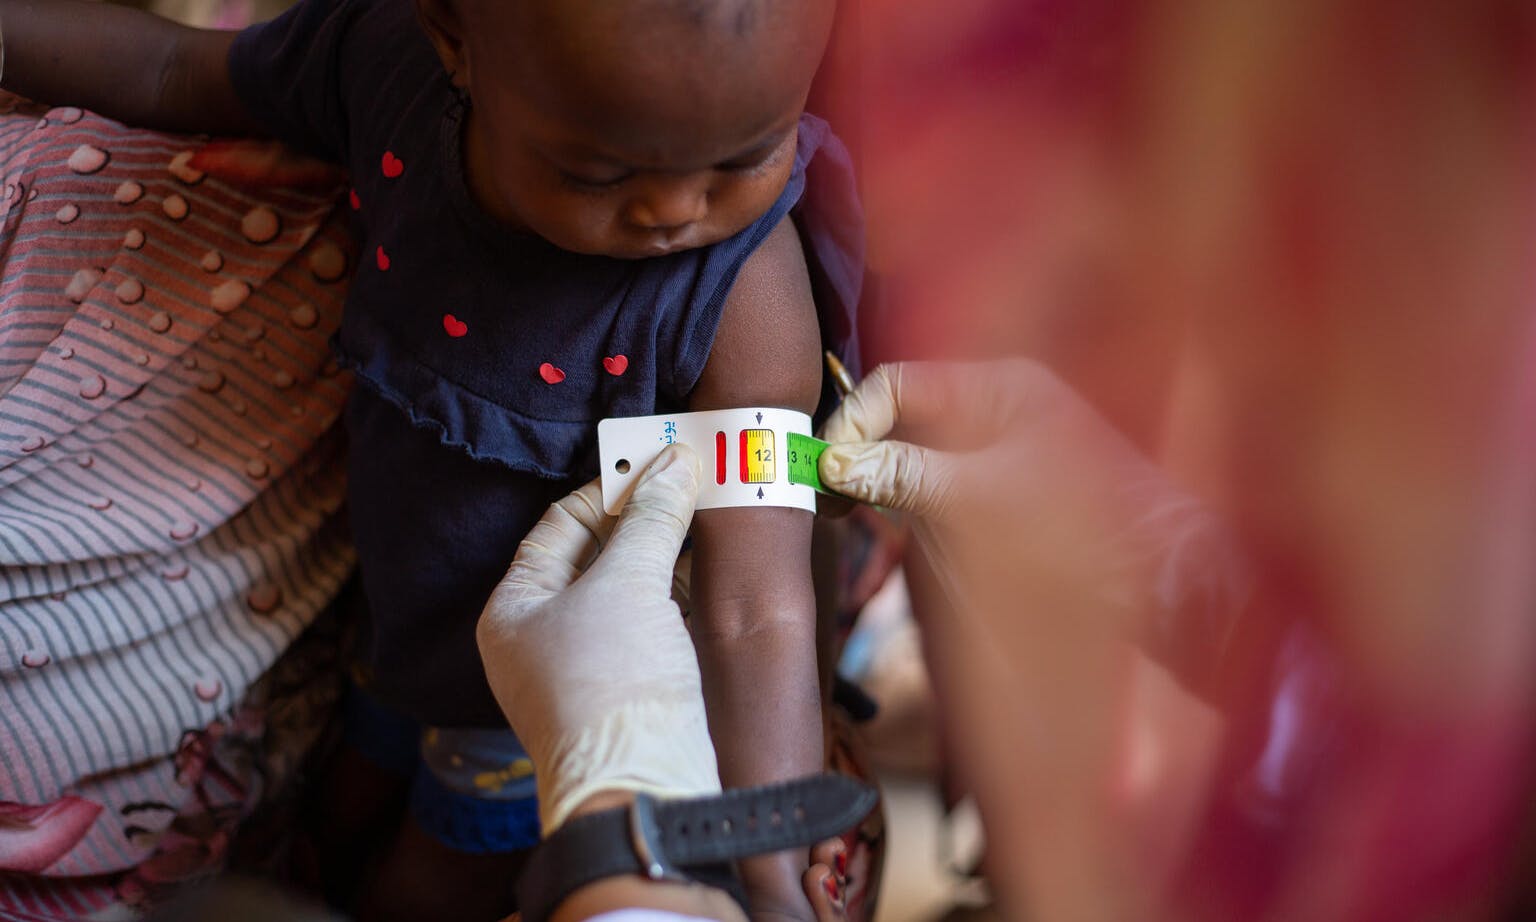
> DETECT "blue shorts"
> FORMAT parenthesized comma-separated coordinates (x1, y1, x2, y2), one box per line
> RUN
(342, 685, 541, 854)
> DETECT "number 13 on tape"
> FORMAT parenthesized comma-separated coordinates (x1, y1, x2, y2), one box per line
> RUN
(598, 409, 829, 514)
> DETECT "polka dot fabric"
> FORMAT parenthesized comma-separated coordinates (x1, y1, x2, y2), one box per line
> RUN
(0, 95, 355, 911)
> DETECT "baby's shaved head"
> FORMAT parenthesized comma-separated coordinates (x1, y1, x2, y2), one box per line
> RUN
(605, 0, 768, 36)
(489, 0, 830, 83)
(466, 0, 832, 165)
(481, 0, 780, 39)
(415, 0, 833, 256)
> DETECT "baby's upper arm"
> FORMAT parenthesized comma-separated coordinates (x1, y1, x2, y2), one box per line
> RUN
(0, 1, 259, 136)
(687, 215, 821, 629)
(689, 216, 821, 417)
(164, 30, 266, 137)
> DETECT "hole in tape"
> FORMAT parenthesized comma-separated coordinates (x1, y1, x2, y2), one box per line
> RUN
(615, 459, 631, 474)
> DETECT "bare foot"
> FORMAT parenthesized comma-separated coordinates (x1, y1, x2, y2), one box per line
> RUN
(804, 837, 848, 922)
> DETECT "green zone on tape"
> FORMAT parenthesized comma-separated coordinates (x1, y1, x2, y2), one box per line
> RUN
(786, 432, 831, 493)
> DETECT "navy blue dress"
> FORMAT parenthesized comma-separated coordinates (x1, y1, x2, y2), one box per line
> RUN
(229, 0, 862, 728)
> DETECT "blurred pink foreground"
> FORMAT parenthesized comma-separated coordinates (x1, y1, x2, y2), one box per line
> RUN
(827, 0, 1536, 919)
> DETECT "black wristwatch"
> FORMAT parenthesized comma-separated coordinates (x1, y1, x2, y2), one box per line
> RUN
(516, 774, 878, 922)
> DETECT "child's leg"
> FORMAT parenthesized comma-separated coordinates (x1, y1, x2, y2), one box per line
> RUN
(359, 816, 530, 922)
(305, 682, 419, 907)
(307, 741, 412, 906)
(357, 727, 541, 922)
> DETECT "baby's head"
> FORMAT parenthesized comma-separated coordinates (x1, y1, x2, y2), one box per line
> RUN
(417, 0, 834, 259)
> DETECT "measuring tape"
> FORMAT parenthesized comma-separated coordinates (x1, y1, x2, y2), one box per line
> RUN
(598, 409, 833, 514)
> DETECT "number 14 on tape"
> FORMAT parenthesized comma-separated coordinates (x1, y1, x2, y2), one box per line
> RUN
(598, 409, 832, 514)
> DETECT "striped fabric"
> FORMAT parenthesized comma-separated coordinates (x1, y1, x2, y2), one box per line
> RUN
(0, 98, 354, 916)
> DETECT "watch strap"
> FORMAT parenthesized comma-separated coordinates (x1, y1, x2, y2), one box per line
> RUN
(517, 773, 877, 922)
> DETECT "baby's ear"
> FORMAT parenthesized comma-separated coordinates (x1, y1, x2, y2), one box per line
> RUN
(414, 0, 472, 91)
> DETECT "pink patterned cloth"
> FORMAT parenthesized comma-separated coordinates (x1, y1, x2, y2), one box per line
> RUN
(0, 97, 354, 918)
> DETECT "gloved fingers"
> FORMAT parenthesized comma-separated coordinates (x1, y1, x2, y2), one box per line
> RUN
(500, 479, 609, 597)
(820, 361, 907, 444)
(590, 444, 701, 596)
(819, 438, 960, 521)
(558, 477, 614, 535)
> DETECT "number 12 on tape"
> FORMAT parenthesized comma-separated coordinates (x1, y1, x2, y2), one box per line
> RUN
(598, 409, 825, 514)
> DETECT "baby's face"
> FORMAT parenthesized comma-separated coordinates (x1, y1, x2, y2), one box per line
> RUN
(437, 0, 830, 259)
(466, 74, 803, 260)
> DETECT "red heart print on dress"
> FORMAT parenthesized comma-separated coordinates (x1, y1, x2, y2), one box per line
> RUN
(381, 151, 404, 178)
(539, 363, 566, 384)
(349, 188, 361, 210)
(376, 245, 390, 271)
(443, 314, 468, 337)
(602, 355, 629, 376)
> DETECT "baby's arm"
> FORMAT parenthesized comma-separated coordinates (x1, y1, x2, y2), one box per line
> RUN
(687, 217, 826, 920)
(0, 0, 259, 134)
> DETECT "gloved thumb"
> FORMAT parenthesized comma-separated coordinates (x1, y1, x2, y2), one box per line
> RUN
(820, 440, 959, 522)
(593, 444, 701, 593)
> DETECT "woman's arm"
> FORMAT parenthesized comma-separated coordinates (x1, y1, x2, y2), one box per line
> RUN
(687, 217, 826, 921)
(0, 0, 262, 134)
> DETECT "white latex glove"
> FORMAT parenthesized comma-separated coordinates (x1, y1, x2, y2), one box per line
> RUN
(818, 361, 1252, 921)
(476, 444, 721, 834)
(818, 359, 1250, 688)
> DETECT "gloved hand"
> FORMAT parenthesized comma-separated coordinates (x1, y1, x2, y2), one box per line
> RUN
(818, 360, 1253, 920)
(818, 359, 1249, 691)
(476, 444, 721, 834)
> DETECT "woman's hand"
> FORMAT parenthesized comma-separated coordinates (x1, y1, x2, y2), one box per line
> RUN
(818, 359, 1248, 672)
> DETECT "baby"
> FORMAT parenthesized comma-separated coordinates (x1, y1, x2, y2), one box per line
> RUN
(2, 0, 857, 919)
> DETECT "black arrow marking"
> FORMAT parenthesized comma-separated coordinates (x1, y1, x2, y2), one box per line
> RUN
(756, 412, 763, 424)
(757, 488, 764, 499)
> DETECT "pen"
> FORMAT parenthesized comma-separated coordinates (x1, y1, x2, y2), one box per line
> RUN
(820, 350, 892, 512)
(825, 350, 856, 398)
